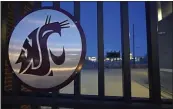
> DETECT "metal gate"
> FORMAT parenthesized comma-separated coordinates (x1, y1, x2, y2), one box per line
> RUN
(1, 1, 173, 109)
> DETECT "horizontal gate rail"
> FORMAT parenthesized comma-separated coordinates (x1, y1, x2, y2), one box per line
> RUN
(3, 90, 172, 103)
(2, 96, 171, 109)
(2, 91, 172, 104)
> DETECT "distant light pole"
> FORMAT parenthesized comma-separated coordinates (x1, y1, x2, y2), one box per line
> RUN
(133, 24, 135, 68)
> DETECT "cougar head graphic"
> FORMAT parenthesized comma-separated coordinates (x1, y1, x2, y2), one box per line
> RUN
(16, 15, 70, 76)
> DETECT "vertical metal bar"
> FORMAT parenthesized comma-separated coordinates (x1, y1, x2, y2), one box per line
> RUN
(12, 2, 21, 109)
(52, 2, 60, 109)
(172, 3, 173, 104)
(53, 1, 60, 9)
(172, 2, 173, 104)
(74, 1, 81, 98)
(52, 91, 59, 109)
(120, 1, 131, 102)
(12, 1, 21, 96)
(97, 1, 105, 98)
(31, 2, 42, 109)
(145, 1, 161, 104)
(132, 24, 135, 67)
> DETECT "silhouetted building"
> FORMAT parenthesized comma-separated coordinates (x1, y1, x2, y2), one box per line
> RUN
(157, 2, 173, 69)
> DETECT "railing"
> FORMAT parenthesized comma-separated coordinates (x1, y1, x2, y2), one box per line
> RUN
(1, 1, 173, 109)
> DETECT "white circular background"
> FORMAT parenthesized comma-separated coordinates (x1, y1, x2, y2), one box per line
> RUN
(8, 9, 82, 89)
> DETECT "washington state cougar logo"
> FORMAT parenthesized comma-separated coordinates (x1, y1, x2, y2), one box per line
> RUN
(16, 15, 68, 76)
(8, 9, 86, 90)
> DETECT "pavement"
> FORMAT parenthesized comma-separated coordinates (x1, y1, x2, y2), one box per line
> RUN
(41, 69, 172, 109)
(131, 69, 173, 99)
(60, 69, 173, 99)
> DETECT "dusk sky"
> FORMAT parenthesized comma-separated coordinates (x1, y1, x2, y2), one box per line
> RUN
(42, 1, 147, 57)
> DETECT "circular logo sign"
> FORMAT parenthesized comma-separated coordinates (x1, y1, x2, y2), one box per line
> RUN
(8, 8, 86, 90)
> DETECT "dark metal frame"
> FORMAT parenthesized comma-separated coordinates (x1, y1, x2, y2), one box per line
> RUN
(2, 1, 173, 109)
(74, 1, 81, 99)
(97, 1, 105, 98)
(12, 2, 21, 96)
(12, 2, 22, 109)
(145, 1, 161, 104)
(52, 3, 60, 109)
(120, 1, 131, 103)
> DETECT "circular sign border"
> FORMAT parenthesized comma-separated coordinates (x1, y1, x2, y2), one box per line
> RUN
(7, 7, 86, 91)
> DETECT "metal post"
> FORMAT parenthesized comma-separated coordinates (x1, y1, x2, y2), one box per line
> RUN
(172, 1, 173, 104)
(12, 2, 22, 109)
(172, 3, 173, 104)
(97, 1, 105, 98)
(74, 1, 81, 99)
(31, 2, 42, 109)
(169, 1, 173, 105)
(120, 1, 131, 103)
(12, 1, 21, 96)
(53, 1, 60, 9)
(52, 2, 61, 109)
(145, 1, 161, 104)
(133, 24, 135, 68)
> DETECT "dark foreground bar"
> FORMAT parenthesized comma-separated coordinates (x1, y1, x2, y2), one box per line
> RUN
(3, 96, 171, 109)
(145, 1, 161, 104)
